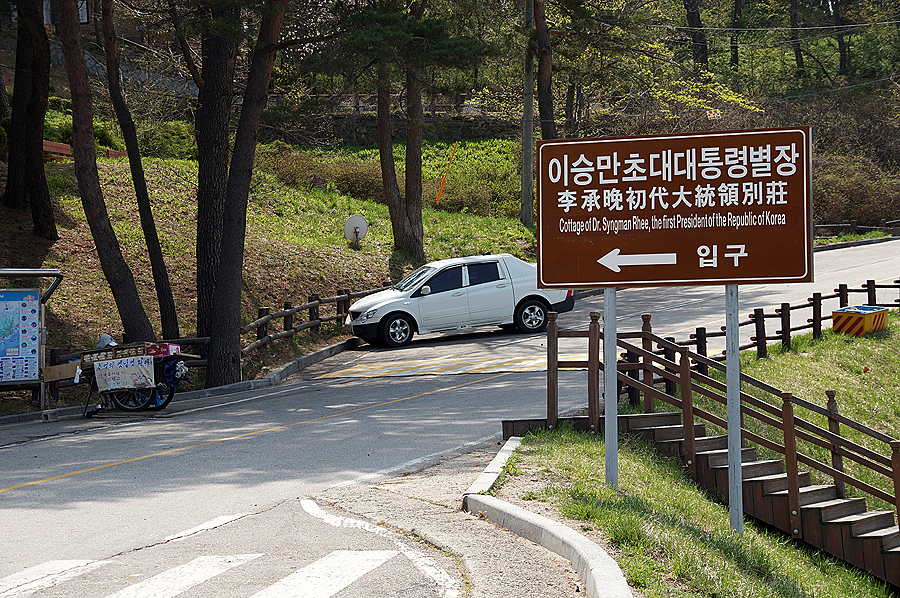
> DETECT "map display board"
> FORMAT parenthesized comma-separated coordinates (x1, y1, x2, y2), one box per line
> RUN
(537, 127, 812, 288)
(0, 289, 41, 383)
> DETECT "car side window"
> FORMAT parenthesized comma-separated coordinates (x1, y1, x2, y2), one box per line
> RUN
(425, 266, 463, 294)
(467, 262, 501, 286)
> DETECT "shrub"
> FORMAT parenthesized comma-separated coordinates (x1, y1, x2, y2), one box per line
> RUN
(812, 154, 900, 225)
(137, 120, 197, 160)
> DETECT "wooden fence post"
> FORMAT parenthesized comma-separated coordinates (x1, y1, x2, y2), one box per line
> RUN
(826, 389, 845, 498)
(782, 392, 802, 539)
(866, 280, 877, 306)
(839, 284, 849, 308)
(308, 294, 320, 333)
(547, 312, 559, 430)
(283, 301, 293, 332)
(663, 337, 676, 396)
(258, 307, 269, 340)
(627, 349, 640, 407)
(642, 314, 654, 413)
(891, 441, 900, 526)
(812, 293, 822, 339)
(780, 303, 791, 350)
(680, 347, 696, 482)
(694, 327, 708, 375)
(588, 311, 600, 434)
(753, 308, 767, 358)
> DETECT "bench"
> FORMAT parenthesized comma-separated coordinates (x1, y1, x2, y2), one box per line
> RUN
(42, 140, 73, 162)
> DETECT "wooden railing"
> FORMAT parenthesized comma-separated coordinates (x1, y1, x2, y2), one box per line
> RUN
(545, 314, 900, 525)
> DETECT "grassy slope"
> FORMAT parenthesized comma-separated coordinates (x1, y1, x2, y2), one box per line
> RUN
(0, 156, 535, 408)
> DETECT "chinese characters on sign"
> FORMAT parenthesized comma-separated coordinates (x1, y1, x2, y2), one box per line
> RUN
(537, 128, 812, 288)
(0, 289, 41, 383)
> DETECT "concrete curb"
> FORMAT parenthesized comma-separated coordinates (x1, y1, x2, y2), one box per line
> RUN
(0, 338, 360, 425)
(463, 437, 632, 598)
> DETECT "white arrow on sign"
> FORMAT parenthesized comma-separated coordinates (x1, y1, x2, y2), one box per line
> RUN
(598, 248, 678, 273)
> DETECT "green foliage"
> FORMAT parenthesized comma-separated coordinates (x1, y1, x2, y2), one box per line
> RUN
(137, 121, 197, 160)
(42, 109, 125, 153)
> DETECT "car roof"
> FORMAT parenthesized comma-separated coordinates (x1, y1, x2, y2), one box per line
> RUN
(424, 253, 520, 270)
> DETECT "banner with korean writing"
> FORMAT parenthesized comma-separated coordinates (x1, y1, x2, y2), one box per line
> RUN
(537, 127, 812, 288)
(94, 355, 155, 392)
(0, 289, 41, 383)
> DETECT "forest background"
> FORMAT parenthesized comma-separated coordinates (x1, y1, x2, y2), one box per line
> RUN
(2, 0, 900, 397)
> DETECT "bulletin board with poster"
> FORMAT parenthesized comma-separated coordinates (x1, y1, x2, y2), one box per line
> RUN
(0, 289, 43, 385)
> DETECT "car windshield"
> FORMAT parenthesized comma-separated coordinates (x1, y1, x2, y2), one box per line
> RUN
(394, 265, 436, 291)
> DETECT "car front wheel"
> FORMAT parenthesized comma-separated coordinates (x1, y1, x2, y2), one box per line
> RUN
(380, 313, 414, 347)
(515, 299, 549, 333)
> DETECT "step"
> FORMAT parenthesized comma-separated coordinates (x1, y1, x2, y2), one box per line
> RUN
(769, 484, 838, 506)
(619, 412, 682, 433)
(826, 510, 896, 536)
(646, 423, 706, 442)
(743, 471, 811, 494)
(855, 525, 900, 551)
(700, 446, 758, 468)
(693, 435, 727, 452)
(802, 497, 868, 522)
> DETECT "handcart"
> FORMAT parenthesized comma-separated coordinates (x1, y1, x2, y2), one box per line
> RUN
(79, 342, 192, 417)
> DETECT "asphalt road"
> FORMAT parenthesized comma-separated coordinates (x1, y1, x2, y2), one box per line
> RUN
(1, 238, 898, 597)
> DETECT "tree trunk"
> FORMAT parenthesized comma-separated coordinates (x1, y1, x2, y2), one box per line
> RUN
(832, 0, 849, 76)
(790, 0, 805, 73)
(205, 0, 289, 387)
(403, 65, 425, 260)
(195, 5, 239, 341)
(534, 0, 557, 140)
(57, 0, 156, 342)
(3, 0, 57, 240)
(682, 0, 709, 70)
(730, 0, 742, 69)
(101, 0, 180, 341)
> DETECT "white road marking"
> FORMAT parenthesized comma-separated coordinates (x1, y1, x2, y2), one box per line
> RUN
(250, 550, 398, 598)
(103, 554, 262, 598)
(0, 560, 111, 597)
(302, 499, 459, 598)
(164, 514, 251, 541)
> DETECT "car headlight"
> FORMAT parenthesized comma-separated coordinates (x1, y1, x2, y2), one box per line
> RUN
(358, 309, 378, 323)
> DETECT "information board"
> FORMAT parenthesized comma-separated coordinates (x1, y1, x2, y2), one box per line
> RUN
(94, 355, 155, 392)
(537, 127, 813, 288)
(0, 289, 41, 383)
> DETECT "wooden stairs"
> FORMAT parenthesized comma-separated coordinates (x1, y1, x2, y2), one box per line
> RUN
(618, 411, 900, 589)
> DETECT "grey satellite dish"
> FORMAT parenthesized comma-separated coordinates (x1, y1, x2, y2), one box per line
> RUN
(344, 214, 368, 248)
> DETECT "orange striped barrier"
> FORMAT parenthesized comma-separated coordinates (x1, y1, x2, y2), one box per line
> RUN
(832, 306, 889, 336)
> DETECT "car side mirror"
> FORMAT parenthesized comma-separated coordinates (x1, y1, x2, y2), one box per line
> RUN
(420, 285, 431, 296)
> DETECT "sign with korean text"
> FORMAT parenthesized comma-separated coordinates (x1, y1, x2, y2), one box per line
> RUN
(537, 127, 813, 287)
(0, 289, 41, 383)
(94, 355, 155, 392)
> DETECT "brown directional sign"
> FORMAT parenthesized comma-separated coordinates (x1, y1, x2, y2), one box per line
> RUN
(536, 127, 813, 288)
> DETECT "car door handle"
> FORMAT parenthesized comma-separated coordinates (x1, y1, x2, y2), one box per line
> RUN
(496, 283, 509, 288)
(452, 291, 465, 297)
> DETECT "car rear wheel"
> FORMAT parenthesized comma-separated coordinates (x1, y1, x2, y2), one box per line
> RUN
(515, 299, 548, 333)
(380, 313, 414, 347)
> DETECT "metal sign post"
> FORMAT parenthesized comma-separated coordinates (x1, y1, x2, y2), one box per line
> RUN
(726, 284, 743, 534)
(604, 287, 619, 489)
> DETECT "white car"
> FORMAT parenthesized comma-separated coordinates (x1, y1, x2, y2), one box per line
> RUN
(346, 254, 574, 347)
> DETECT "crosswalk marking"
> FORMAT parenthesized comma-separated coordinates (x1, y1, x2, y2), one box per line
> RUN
(0, 560, 111, 597)
(250, 550, 398, 598)
(103, 554, 262, 598)
(317, 353, 588, 378)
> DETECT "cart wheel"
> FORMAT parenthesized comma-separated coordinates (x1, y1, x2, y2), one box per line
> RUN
(110, 388, 156, 411)
(144, 383, 175, 411)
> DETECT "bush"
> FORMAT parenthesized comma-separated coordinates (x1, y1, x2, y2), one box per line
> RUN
(812, 154, 900, 225)
(137, 120, 197, 160)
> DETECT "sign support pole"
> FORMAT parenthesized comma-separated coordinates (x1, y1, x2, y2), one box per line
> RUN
(726, 283, 744, 535)
(604, 287, 618, 490)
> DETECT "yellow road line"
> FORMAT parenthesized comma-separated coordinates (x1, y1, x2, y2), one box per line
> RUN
(0, 373, 512, 494)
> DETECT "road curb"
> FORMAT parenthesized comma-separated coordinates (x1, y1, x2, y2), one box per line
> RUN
(463, 437, 632, 598)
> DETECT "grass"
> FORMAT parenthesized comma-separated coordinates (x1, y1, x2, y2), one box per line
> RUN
(512, 427, 895, 598)
(502, 311, 900, 597)
(813, 231, 892, 246)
